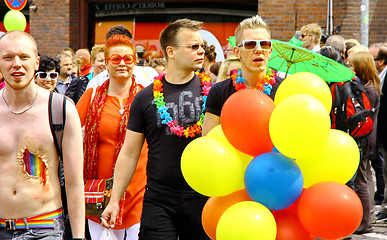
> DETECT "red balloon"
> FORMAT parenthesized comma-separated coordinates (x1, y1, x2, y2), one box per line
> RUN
(220, 90, 275, 156)
(272, 205, 316, 240)
(201, 189, 251, 240)
(297, 181, 363, 240)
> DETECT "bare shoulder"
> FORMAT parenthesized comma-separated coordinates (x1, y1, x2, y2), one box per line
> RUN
(64, 96, 81, 129)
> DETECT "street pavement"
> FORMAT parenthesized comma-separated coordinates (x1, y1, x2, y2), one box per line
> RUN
(350, 222, 387, 239)
(349, 205, 387, 240)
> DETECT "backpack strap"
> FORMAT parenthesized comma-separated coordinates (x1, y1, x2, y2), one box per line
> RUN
(48, 91, 66, 160)
(48, 92, 72, 233)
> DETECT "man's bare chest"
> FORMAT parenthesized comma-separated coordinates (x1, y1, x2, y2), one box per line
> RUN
(0, 108, 54, 157)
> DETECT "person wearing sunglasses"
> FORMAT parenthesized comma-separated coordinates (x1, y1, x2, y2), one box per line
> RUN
(34, 55, 60, 92)
(101, 19, 211, 240)
(86, 25, 158, 91)
(299, 23, 322, 53)
(76, 34, 147, 240)
(203, 15, 282, 135)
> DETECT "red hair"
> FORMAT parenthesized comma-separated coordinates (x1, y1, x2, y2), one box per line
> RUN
(105, 34, 135, 59)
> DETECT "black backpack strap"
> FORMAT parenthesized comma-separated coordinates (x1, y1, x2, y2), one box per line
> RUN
(333, 82, 347, 129)
(48, 91, 66, 160)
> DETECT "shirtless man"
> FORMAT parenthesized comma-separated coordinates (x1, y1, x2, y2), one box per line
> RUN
(0, 31, 85, 239)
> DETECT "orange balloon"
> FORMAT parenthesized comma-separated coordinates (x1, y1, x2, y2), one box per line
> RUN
(202, 189, 251, 240)
(297, 182, 363, 240)
(272, 208, 315, 240)
(220, 90, 275, 156)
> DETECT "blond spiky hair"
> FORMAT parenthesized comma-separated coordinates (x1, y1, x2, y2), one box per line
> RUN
(235, 15, 270, 45)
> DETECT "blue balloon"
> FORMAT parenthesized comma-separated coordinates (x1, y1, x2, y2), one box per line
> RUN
(244, 152, 303, 210)
(272, 146, 280, 153)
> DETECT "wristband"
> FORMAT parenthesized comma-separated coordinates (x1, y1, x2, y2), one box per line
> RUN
(73, 238, 85, 240)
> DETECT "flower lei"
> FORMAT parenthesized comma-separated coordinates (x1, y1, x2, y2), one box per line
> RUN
(153, 71, 211, 138)
(231, 68, 276, 96)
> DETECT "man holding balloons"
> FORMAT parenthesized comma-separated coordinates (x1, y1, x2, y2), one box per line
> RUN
(203, 15, 281, 135)
(196, 14, 364, 240)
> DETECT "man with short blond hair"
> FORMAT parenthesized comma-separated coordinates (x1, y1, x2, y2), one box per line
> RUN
(203, 15, 281, 135)
(299, 23, 322, 52)
(0, 30, 85, 239)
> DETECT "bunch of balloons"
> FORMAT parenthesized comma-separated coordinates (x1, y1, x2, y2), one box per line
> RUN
(3, 10, 27, 32)
(181, 72, 363, 240)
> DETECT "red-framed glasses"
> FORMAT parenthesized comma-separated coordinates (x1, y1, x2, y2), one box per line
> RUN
(108, 54, 136, 65)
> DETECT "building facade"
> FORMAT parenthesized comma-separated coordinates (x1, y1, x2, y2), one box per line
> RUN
(1, 0, 386, 56)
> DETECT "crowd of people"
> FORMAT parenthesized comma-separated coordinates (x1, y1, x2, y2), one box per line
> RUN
(0, 13, 386, 240)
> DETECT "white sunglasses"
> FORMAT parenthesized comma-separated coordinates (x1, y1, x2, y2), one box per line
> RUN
(237, 40, 272, 51)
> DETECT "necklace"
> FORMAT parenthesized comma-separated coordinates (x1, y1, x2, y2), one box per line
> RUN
(231, 68, 276, 96)
(2, 86, 39, 114)
(153, 71, 212, 138)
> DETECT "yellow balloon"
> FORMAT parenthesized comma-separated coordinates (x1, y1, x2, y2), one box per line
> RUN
(296, 129, 360, 188)
(181, 136, 245, 197)
(207, 125, 254, 171)
(3, 10, 27, 32)
(269, 94, 331, 159)
(207, 124, 228, 142)
(274, 72, 332, 112)
(216, 201, 277, 240)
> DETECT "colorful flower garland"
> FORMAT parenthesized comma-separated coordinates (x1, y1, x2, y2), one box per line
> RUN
(231, 68, 276, 96)
(153, 71, 212, 138)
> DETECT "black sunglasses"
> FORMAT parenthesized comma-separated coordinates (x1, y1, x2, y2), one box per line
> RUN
(300, 34, 312, 39)
(173, 44, 207, 51)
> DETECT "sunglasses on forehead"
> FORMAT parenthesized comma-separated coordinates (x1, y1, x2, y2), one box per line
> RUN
(172, 44, 207, 51)
(237, 40, 272, 51)
(35, 72, 59, 80)
(108, 54, 136, 65)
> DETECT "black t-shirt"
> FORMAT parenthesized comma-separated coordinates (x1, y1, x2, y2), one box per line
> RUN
(205, 76, 283, 116)
(128, 74, 204, 195)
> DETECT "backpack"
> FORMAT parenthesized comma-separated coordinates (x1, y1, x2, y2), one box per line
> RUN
(48, 92, 72, 239)
(330, 79, 375, 140)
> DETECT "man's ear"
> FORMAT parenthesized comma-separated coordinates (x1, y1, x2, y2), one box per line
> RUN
(234, 46, 241, 60)
(35, 56, 40, 71)
(166, 46, 175, 60)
